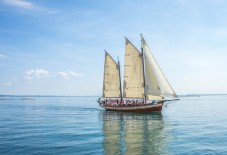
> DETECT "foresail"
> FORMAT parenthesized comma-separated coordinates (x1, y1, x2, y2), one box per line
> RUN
(103, 52, 121, 98)
(143, 52, 161, 96)
(123, 38, 144, 98)
(142, 38, 177, 98)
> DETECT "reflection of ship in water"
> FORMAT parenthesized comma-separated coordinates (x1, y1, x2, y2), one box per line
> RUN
(101, 111, 167, 155)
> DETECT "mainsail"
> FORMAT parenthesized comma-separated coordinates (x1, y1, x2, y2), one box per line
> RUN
(142, 37, 177, 98)
(102, 51, 121, 98)
(123, 38, 144, 98)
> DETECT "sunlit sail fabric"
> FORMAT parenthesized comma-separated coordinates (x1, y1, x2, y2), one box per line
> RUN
(102, 51, 121, 98)
(123, 39, 144, 98)
(142, 38, 177, 98)
(143, 52, 161, 96)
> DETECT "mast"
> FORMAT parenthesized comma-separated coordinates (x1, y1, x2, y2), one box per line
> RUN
(118, 57, 123, 100)
(102, 51, 107, 97)
(141, 34, 147, 102)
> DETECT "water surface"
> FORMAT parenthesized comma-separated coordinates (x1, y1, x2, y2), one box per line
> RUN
(0, 95, 227, 154)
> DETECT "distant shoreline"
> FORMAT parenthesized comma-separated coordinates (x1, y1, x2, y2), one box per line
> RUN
(0, 95, 100, 97)
(0, 94, 227, 97)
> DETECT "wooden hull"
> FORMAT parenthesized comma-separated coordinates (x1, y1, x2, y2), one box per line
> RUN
(100, 103, 163, 112)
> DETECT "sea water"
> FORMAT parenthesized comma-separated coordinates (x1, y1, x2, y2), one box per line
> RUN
(0, 95, 227, 155)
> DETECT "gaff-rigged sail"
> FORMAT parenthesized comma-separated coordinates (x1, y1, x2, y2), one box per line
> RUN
(142, 37, 177, 98)
(123, 38, 144, 98)
(102, 51, 121, 98)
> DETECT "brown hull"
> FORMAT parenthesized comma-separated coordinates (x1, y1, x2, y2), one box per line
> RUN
(100, 103, 163, 112)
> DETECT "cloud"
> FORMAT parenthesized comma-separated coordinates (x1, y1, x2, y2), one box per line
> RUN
(23, 69, 50, 80)
(57, 72, 68, 79)
(2, 0, 58, 14)
(0, 54, 7, 59)
(22, 70, 82, 80)
(3, 0, 33, 9)
(215, 29, 227, 38)
(57, 71, 83, 79)
(4, 82, 12, 86)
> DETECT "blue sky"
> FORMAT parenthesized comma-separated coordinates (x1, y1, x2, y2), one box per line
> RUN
(0, 0, 227, 95)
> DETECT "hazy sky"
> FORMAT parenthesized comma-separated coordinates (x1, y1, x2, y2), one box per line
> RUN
(0, 0, 227, 95)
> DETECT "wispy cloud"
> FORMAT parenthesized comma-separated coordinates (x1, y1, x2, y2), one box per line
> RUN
(23, 69, 50, 80)
(0, 54, 7, 59)
(57, 71, 83, 79)
(22, 69, 83, 80)
(215, 29, 227, 38)
(2, 0, 58, 14)
(4, 82, 12, 86)
(3, 0, 33, 10)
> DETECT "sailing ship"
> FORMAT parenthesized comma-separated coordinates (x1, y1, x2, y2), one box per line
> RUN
(98, 34, 179, 112)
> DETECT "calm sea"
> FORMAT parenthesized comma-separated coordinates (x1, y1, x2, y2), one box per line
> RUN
(0, 95, 227, 155)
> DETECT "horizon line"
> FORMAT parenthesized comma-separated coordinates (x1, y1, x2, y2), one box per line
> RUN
(0, 94, 227, 97)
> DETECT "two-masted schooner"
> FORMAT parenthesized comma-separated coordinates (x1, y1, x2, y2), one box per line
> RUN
(98, 35, 178, 112)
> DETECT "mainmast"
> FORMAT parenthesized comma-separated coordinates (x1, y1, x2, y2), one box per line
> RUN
(141, 34, 147, 102)
(118, 57, 123, 100)
(102, 51, 107, 98)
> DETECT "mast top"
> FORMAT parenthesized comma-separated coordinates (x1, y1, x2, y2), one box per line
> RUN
(140, 33, 143, 38)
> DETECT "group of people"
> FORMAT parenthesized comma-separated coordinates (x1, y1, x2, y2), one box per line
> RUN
(99, 98, 145, 107)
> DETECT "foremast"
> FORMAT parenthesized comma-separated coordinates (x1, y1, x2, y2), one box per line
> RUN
(118, 57, 123, 101)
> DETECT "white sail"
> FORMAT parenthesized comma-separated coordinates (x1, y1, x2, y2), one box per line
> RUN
(103, 51, 121, 98)
(123, 38, 144, 98)
(143, 53, 161, 97)
(142, 38, 177, 98)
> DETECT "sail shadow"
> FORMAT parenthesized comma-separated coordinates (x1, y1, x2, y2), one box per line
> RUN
(100, 111, 167, 155)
